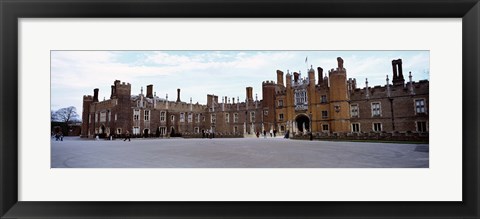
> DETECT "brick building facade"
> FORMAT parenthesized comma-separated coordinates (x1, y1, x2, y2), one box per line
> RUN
(81, 57, 428, 138)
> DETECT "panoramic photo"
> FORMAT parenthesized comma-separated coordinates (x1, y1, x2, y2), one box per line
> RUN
(50, 50, 429, 168)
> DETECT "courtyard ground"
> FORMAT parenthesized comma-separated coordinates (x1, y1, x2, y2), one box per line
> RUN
(51, 137, 429, 168)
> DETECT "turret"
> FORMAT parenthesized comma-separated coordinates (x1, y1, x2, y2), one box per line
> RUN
(308, 65, 315, 84)
(286, 71, 292, 87)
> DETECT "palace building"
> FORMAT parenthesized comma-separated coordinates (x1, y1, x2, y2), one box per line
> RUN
(81, 57, 428, 139)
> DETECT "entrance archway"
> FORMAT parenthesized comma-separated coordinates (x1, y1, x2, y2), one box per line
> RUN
(295, 114, 310, 133)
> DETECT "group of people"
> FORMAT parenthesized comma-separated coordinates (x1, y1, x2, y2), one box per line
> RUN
(255, 129, 278, 138)
(52, 131, 64, 141)
(201, 130, 215, 139)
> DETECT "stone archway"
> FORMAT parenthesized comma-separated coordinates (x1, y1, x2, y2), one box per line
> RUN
(295, 114, 310, 133)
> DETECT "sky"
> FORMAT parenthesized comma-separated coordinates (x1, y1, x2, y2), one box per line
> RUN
(51, 50, 429, 119)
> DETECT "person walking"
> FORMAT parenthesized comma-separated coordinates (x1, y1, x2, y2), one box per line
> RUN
(123, 130, 131, 142)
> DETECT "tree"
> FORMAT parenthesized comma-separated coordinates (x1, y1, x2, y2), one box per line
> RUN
(53, 106, 79, 124)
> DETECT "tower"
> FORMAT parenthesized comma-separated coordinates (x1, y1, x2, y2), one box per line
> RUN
(81, 95, 93, 137)
(328, 57, 351, 133)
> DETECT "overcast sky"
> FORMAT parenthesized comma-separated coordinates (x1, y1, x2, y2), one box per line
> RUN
(51, 50, 429, 118)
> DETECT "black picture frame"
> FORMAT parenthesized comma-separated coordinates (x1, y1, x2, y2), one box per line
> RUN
(1, 0, 479, 218)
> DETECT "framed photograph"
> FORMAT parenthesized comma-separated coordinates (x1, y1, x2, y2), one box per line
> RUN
(1, 0, 479, 218)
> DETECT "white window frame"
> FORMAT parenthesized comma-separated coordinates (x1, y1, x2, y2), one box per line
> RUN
(350, 104, 359, 118)
(279, 113, 284, 121)
(225, 113, 230, 123)
(414, 98, 427, 114)
(321, 110, 328, 119)
(250, 111, 255, 122)
(211, 114, 216, 123)
(171, 115, 175, 122)
(188, 113, 193, 123)
(321, 95, 327, 103)
(278, 99, 283, 107)
(351, 123, 360, 133)
(180, 112, 185, 123)
(371, 102, 382, 117)
(133, 109, 140, 121)
(322, 123, 329, 132)
(196, 114, 201, 123)
(100, 112, 107, 122)
(372, 122, 382, 132)
(416, 121, 428, 132)
(144, 110, 150, 121)
(160, 111, 166, 122)
(234, 113, 239, 123)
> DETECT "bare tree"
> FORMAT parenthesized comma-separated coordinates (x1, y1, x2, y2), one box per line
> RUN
(53, 106, 79, 124)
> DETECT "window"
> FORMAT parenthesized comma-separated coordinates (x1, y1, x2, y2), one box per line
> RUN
(322, 110, 328, 119)
(278, 100, 284, 107)
(133, 127, 140, 135)
(188, 113, 193, 123)
(144, 110, 150, 121)
(350, 104, 359, 117)
(417, 121, 427, 132)
(279, 113, 284, 121)
(225, 113, 230, 123)
(294, 89, 307, 106)
(180, 112, 185, 122)
(159, 127, 166, 135)
(133, 109, 140, 121)
(211, 114, 216, 123)
(116, 128, 122, 134)
(415, 99, 426, 114)
(321, 95, 327, 103)
(160, 111, 166, 122)
(171, 115, 175, 122)
(100, 112, 106, 122)
(264, 110, 268, 116)
(373, 123, 382, 132)
(250, 112, 255, 122)
(202, 116, 205, 122)
(234, 126, 238, 133)
(234, 113, 239, 123)
(115, 113, 117, 121)
(196, 114, 201, 123)
(371, 102, 381, 117)
(194, 127, 199, 133)
(352, 123, 360, 132)
(322, 124, 329, 132)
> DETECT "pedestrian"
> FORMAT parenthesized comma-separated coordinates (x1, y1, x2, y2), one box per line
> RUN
(263, 130, 267, 138)
(273, 129, 277, 137)
(256, 131, 260, 138)
(123, 130, 131, 141)
(309, 132, 313, 141)
(270, 129, 273, 137)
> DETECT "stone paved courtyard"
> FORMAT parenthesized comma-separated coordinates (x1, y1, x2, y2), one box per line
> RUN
(51, 137, 429, 168)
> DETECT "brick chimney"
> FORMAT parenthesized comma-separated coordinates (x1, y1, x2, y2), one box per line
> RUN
(176, 88, 181, 102)
(93, 88, 99, 102)
(146, 85, 153, 98)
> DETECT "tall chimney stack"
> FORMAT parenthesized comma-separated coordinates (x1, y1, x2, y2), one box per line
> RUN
(146, 85, 153, 98)
(246, 87, 253, 101)
(317, 67, 323, 84)
(176, 88, 181, 102)
(293, 72, 299, 82)
(110, 85, 115, 99)
(276, 70, 284, 86)
(93, 88, 99, 102)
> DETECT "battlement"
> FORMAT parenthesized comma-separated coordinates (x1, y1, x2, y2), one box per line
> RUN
(262, 80, 276, 85)
(83, 95, 93, 100)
